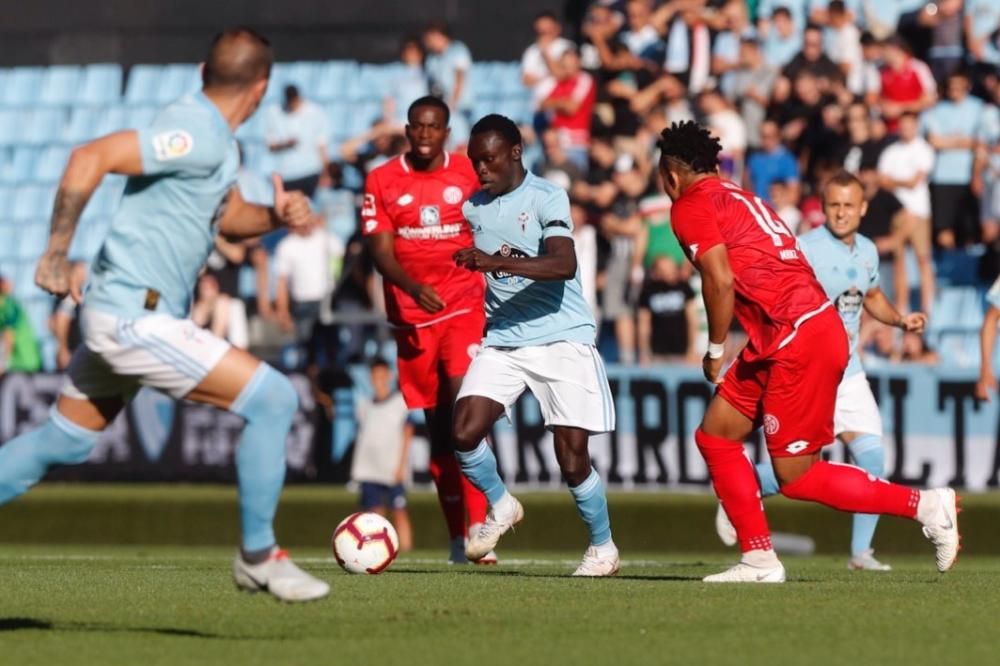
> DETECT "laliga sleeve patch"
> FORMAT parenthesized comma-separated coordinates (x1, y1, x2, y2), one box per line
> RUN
(151, 130, 194, 161)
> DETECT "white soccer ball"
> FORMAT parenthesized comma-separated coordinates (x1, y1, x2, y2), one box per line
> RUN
(332, 512, 400, 574)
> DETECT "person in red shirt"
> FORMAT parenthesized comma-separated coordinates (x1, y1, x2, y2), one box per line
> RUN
(540, 46, 596, 172)
(363, 96, 490, 564)
(658, 121, 959, 583)
(878, 37, 936, 132)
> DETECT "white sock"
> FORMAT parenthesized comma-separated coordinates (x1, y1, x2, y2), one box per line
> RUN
(592, 539, 618, 558)
(493, 492, 515, 518)
(916, 489, 941, 524)
(741, 548, 781, 568)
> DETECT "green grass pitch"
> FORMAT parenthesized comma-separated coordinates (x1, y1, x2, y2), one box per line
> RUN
(2, 544, 999, 666)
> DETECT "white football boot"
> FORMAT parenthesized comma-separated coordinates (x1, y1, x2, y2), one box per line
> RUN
(715, 504, 738, 547)
(233, 547, 330, 602)
(573, 544, 620, 577)
(848, 549, 892, 571)
(465, 494, 523, 562)
(467, 524, 499, 565)
(918, 488, 961, 572)
(703, 560, 786, 583)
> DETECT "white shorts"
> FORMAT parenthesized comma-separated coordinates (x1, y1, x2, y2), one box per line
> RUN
(833, 371, 883, 437)
(62, 308, 231, 401)
(456, 341, 616, 433)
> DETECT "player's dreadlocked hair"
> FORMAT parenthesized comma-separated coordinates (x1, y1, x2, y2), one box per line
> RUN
(470, 114, 522, 147)
(657, 120, 722, 174)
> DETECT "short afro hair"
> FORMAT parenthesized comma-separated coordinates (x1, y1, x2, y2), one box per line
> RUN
(470, 114, 522, 147)
(408, 95, 450, 125)
(658, 120, 721, 174)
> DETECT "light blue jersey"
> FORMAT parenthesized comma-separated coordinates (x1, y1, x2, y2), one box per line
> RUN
(921, 96, 985, 186)
(462, 172, 595, 348)
(86, 92, 239, 319)
(799, 225, 879, 378)
(425, 41, 474, 111)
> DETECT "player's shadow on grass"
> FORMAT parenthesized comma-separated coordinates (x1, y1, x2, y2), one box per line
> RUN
(0, 617, 225, 639)
(390, 568, 702, 582)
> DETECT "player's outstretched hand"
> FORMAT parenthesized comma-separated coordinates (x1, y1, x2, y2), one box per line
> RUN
(273, 173, 313, 230)
(453, 248, 500, 273)
(900, 312, 928, 333)
(35, 250, 72, 298)
(976, 372, 997, 402)
(407, 284, 445, 313)
(703, 353, 724, 385)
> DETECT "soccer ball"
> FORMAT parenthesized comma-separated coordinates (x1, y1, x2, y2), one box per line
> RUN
(332, 512, 400, 574)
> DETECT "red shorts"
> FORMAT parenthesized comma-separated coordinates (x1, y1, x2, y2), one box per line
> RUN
(393, 309, 485, 409)
(717, 306, 849, 458)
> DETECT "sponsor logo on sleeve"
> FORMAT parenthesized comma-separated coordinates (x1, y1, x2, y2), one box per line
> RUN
(151, 130, 194, 161)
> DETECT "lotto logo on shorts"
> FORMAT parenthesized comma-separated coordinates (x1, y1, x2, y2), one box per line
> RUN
(763, 414, 780, 436)
(785, 441, 810, 454)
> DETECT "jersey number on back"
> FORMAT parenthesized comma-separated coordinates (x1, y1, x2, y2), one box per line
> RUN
(729, 193, 793, 248)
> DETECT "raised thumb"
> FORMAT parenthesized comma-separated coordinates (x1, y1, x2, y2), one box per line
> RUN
(271, 172, 285, 199)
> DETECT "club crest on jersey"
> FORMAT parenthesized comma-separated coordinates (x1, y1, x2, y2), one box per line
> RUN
(763, 414, 780, 436)
(419, 205, 441, 227)
(518, 211, 529, 233)
(443, 186, 463, 205)
(397, 193, 414, 206)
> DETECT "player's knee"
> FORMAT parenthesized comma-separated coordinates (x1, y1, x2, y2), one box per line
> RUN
(236, 365, 299, 421)
(452, 411, 483, 452)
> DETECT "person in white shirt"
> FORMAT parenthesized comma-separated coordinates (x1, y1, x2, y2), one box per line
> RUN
(265, 86, 330, 197)
(877, 112, 935, 314)
(824, 0, 864, 95)
(521, 11, 574, 110)
(274, 220, 345, 367)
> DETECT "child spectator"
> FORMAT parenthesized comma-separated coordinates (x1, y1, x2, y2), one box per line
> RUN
(350, 358, 414, 552)
(637, 255, 698, 365)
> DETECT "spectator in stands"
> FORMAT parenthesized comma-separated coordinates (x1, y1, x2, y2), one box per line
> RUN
(898, 331, 940, 364)
(698, 89, 747, 182)
(915, 0, 965, 83)
(387, 37, 429, 127)
(837, 101, 888, 174)
(824, 1, 864, 95)
(0, 275, 41, 375)
(923, 69, 987, 248)
(858, 33, 886, 109)
(535, 128, 584, 189)
(521, 11, 574, 114)
(637, 255, 698, 366)
(540, 46, 597, 171)
(196, 237, 251, 349)
(965, 0, 1000, 81)
(627, 73, 695, 137)
(878, 111, 935, 313)
(770, 180, 803, 234)
(350, 357, 414, 553)
(746, 120, 800, 203)
(572, 136, 620, 220)
(858, 167, 913, 308)
(778, 23, 843, 98)
(571, 201, 600, 319)
(878, 36, 937, 133)
(49, 261, 87, 371)
(274, 218, 345, 369)
(762, 6, 803, 69)
(712, 0, 756, 89)
(661, 4, 713, 95)
(620, 0, 666, 66)
(314, 162, 358, 246)
(339, 118, 407, 176)
(725, 36, 778, 148)
(264, 85, 330, 197)
(191, 273, 244, 349)
(977, 84, 1000, 245)
(423, 22, 474, 123)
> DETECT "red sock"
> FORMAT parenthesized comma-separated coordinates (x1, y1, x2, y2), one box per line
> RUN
(780, 460, 919, 518)
(429, 455, 466, 539)
(462, 475, 488, 529)
(695, 428, 773, 553)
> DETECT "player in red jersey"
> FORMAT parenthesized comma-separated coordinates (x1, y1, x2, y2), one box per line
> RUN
(362, 96, 490, 563)
(658, 121, 959, 582)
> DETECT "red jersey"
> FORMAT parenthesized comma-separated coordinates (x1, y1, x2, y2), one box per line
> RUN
(547, 72, 596, 147)
(362, 152, 484, 326)
(670, 177, 830, 360)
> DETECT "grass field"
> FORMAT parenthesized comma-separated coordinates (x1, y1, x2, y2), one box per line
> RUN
(2, 544, 999, 666)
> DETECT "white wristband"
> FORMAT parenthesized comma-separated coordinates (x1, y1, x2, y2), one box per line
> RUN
(707, 341, 726, 359)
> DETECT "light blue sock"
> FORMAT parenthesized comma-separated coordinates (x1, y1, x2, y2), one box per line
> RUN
(455, 441, 507, 505)
(569, 468, 612, 547)
(755, 462, 780, 497)
(848, 434, 885, 556)
(231, 364, 298, 552)
(0, 407, 100, 504)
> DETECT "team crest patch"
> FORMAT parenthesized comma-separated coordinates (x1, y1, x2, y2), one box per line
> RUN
(763, 414, 780, 436)
(151, 130, 193, 161)
(518, 211, 529, 232)
(419, 205, 441, 227)
(443, 186, 463, 205)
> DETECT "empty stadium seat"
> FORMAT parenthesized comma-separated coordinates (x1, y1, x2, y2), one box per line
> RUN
(65, 106, 102, 144)
(0, 146, 37, 184)
(38, 65, 83, 106)
(25, 108, 68, 146)
(33, 145, 71, 183)
(79, 64, 123, 105)
(155, 64, 200, 105)
(124, 64, 164, 105)
(0, 110, 26, 147)
(0, 67, 44, 106)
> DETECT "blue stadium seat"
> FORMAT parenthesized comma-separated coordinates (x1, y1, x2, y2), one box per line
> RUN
(313, 61, 357, 102)
(124, 64, 164, 105)
(11, 185, 45, 220)
(0, 146, 37, 184)
(929, 288, 965, 334)
(92, 105, 128, 136)
(236, 109, 266, 143)
(38, 65, 83, 106)
(34, 145, 71, 183)
(24, 108, 68, 146)
(0, 67, 44, 107)
(79, 64, 123, 105)
(17, 221, 49, 260)
(65, 106, 101, 144)
(326, 103, 351, 142)
(0, 110, 26, 148)
(155, 64, 200, 105)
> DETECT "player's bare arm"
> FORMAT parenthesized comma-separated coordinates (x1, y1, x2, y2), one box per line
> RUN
(697, 244, 735, 384)
(977, 306, 1000, 401)
(217, 174, 313, 239)
(863, 287, 927, 333)
(368, 232, 445, 313)
(453, 236, 577, 281)
(37, 131, 145, 300)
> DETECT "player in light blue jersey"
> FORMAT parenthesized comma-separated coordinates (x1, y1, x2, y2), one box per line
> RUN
(450, 115, 619, 576)
(0, 29, 329, 602)
(715, 170, 928, 570)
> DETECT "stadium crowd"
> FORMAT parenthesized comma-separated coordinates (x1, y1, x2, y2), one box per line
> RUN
(2, 0, 1000, 378)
